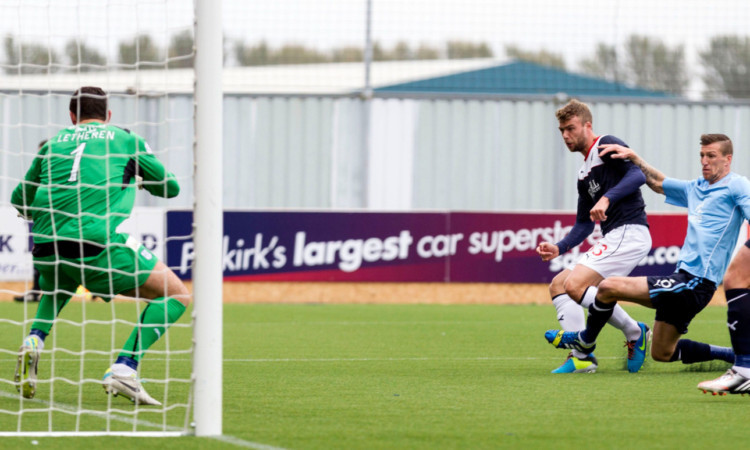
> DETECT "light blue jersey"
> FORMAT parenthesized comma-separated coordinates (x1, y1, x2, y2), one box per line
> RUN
(663, 172, 750, 284)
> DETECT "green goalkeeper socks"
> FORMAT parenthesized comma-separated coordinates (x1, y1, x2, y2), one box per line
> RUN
(119, 297, 187, 362)
(31, 294, 71, 335)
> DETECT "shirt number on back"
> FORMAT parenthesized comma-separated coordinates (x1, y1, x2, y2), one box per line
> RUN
(68, 143, 86, 182)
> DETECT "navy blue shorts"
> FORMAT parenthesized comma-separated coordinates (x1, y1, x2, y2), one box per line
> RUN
(647, 270, 716, 334)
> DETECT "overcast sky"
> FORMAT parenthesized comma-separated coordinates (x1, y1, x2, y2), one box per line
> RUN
(1, 0, 749, 69)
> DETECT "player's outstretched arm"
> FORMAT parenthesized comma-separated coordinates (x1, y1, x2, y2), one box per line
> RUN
(599, 144, 665, 194)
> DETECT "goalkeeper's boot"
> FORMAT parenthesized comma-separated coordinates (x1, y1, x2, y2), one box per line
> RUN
(15, 335, 42, 399)
(102, 368, 162, 406)
(626, 322, 650, 373)
(697, 369, 750, 396)
(544, 329, 596, 354)
(551, 352, 598, 373)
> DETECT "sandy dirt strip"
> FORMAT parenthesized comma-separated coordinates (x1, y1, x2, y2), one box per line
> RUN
(0, 281, 728, 306)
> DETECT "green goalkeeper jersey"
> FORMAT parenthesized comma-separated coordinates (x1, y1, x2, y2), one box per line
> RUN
(11, 121, 180, 245)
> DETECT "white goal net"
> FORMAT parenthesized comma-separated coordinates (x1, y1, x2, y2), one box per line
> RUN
(0, 0, 222, 437)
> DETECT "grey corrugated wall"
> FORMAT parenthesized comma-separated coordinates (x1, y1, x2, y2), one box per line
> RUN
(2, 92, 750, 213)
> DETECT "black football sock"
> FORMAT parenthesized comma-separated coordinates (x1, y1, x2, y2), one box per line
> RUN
(726, 289, 750, 369)
(580, 299, 615, 344)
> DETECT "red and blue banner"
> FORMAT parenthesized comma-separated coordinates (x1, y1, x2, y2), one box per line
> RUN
(166, 210, 689, 283)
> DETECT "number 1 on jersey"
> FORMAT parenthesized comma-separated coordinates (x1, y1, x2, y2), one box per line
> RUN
(68, 143, 86, 182)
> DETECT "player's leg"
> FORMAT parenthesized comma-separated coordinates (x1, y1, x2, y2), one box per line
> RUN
(550, 269, 587, 332)
(648, 318, 731, 376)
(102, 269, 187, 405)
(116, 259, 190, 367)
(723, 244, 750, 376)
(565, 265, 643, 342)
(547, 230, 632, 373)
(698, 244, 750, 394)
(645, 273, 732, 368)
(548, 269, 598, 373)
(588, 276, 651, 372)
(588, 275, 653, 337)
(546, 276, 651, 353)
(593, 276, 651, 344)
(548, 225, 653, 371)
(575, 225, 651, 344)
(28, 261, 78, 338)
(547, 225, 654, 365)
(99, 235, 189, 405)
(16, 258, 76, 398)
(650, 320, 682, 361)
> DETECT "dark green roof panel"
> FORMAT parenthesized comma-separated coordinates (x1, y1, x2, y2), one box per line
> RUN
(376, 61, 671, 98)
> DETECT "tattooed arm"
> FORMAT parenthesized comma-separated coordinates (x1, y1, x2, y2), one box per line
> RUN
(599, 144, 665, 194)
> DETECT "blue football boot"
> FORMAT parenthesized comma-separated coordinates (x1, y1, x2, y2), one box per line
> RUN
(551, 352, 598, 373)
(545, 329, 597, 354)
(626, 322, 650, 373)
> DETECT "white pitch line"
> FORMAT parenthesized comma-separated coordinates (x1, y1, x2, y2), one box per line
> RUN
(0, 355, 628, 364)
(0, 390, 183, 432)
(211, 434, 288, 450)
(225, 355, 627, 362)
(242, 321, 541, 327)
(0, 390, 286, 450)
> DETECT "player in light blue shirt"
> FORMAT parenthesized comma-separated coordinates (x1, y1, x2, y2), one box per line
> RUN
(695, 162, 750, 394)
(546, 134, 745, 375)
(662, 174, 750, 285)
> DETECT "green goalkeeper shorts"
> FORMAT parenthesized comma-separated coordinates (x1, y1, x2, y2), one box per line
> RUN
(34, 233, 158, 302)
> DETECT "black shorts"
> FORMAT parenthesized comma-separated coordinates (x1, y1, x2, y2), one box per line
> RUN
(744, 239, 750, 249)
(647, 270, 716, 334)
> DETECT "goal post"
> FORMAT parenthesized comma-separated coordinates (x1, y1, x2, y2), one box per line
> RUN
(193, 0, 224, 438)
(0, 0, 223, 438)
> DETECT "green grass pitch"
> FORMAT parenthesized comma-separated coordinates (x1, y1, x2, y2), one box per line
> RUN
(0, 301, 744, 449)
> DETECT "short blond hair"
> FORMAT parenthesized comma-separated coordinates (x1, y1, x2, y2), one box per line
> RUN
(556, 99, 592, 125)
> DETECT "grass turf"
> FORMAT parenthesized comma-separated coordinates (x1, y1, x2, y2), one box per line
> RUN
(0, 301, 743, 449)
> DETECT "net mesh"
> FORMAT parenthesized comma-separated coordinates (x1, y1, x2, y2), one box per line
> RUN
(0, 0, 194, 435)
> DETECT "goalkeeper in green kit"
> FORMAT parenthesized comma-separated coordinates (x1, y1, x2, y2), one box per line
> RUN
(10, 87, 190, 406)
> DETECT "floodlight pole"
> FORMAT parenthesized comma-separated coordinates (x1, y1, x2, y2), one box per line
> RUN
(364, 0, 373, 98)
(193, 0, 223, 437)
(361, 0, 373, 207)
